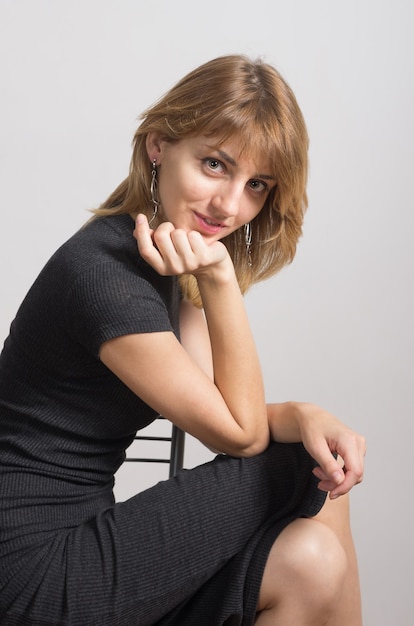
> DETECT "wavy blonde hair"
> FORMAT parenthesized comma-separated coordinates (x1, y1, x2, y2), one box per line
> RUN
(94, 55, 309, 307)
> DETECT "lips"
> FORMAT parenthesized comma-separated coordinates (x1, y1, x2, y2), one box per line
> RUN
(204, 217, 221, 226)
(194, 212, 225, 235)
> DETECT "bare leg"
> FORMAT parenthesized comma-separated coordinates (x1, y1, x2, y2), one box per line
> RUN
(255, 494, 362, 625)
(314, 495, 363, 626)
(255, 516, 346, 625)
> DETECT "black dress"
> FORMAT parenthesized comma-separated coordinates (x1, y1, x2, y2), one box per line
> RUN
(0, 214, 326, 625)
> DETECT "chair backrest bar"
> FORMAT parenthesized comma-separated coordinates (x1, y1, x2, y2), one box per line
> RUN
(126, 418, 185, 478)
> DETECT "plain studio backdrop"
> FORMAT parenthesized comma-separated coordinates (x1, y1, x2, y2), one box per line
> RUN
(1, 1, 413, 623)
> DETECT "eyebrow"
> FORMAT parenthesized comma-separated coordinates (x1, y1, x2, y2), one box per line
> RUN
(217, 149, 275, 181)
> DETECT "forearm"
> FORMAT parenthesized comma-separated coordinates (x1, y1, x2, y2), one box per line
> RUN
(267, 401, 304, 443)
(197, 268, 269, 453)
(267, 400, 341, 444)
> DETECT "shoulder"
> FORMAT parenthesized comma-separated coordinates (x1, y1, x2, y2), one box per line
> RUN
(17, 214, 180, 333)
(51, 214, 137, 275)
(59, 214, 179, 313)
(40, 214, 171, 294)
(13, 214, 180, 357)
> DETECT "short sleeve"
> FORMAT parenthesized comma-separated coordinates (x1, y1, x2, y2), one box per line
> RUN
(64, 261, 176, 358)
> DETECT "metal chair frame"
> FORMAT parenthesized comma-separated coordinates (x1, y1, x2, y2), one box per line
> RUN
(126, 418, 185, 478)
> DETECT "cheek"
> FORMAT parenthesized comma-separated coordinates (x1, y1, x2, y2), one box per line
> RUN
(185, 181, 209, 201)
(174, 177, 211, 205)
(158, 174, 181, 208)
(238, 199, 264, 225)
(160, 167, 196, 201)
(159, 161, 216, 209)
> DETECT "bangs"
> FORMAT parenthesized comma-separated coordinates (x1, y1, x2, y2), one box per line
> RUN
(199, 112, 283, 181)
(116, 55, 309, 307)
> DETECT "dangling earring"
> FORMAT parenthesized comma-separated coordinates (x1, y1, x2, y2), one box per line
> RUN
(244, 222, 253, 268)
(149, 158, 160, 225)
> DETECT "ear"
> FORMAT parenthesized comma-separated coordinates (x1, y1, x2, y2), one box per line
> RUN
(146, 132, 164, 165)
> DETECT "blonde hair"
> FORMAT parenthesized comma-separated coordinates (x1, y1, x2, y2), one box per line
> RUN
(94, 54, 309, 307)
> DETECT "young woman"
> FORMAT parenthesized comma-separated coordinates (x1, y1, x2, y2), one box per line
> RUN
(0, 55, 366, 625)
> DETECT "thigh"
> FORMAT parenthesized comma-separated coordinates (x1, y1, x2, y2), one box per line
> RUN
(1, 443, 326, 626)
(70, 446, 314, 621)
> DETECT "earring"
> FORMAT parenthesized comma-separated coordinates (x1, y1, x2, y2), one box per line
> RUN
(149, 158, 160, 225)
(244, 222, 253, 268)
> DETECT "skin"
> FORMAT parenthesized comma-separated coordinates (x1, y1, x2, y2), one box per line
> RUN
(100, 132, 366, 624)
(146, 133, 276, 242)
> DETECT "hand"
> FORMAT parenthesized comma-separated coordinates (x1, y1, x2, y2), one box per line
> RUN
(296, 403, 366, 499)
(134, 214, 230, 277)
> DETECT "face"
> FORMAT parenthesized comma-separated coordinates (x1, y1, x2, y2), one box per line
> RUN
(147, 133, 276, 242)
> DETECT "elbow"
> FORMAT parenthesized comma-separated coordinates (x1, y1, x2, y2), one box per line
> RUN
(226, 429, 270, 458)
(239, 438, 270, 458)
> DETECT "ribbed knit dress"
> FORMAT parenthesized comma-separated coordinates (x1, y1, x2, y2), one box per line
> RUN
(0, 214, 326, 625)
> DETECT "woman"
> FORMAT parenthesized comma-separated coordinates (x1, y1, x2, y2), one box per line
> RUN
(0, 55, 366, 625)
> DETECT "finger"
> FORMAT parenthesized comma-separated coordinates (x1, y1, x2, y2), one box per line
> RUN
(309, 441, 346, 487)
(187, 230, 229, 266)
(329, 470, 362, 499)
(153, 226, 197, 274)
(134, 214, 167, 273)
(133, 215, 154, 242)
(312, 454, 364, 498)
(312, 463, 344, 492)
(156, 228, 222, 273)
(314, 451, 365, 498)
(169, 228, 200, 261)
(329, 436, 366, 498)
(329, 458, 365, 498)
(312, 466, 342, 483)
(312, 468, 349, 495)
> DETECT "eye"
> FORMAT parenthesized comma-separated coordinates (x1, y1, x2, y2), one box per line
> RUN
(203, 158, 224, 172)
(248, 179, 268, 193)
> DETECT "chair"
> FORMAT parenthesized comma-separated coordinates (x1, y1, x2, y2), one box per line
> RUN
(125, 417, 185, 478)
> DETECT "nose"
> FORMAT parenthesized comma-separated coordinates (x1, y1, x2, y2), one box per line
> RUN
(211, 181, 244, 218)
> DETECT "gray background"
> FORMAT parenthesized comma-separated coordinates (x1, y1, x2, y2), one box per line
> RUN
(1, 1, 413, 623)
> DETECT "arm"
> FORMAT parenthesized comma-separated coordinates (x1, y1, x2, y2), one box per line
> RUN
(100, 216, 270, 457)
(179, 300, 366, 496)
(101, 215, 365, 490)
(179, 305, 366, 497)
(179, 299, 213, 380)
(267, 401, 366, 499)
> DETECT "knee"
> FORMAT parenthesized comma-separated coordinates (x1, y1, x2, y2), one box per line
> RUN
(259, 518, 347, 614)
(285, 519, 347, 600)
